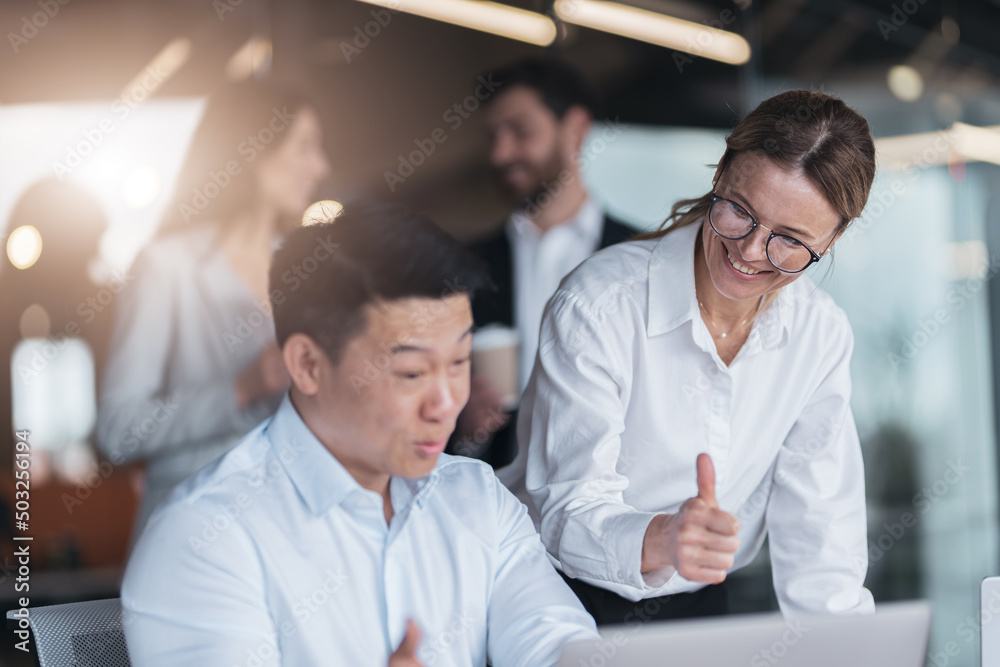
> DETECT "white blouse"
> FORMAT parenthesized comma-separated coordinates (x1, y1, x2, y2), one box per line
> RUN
(97, 225, 280, 534)
(509, 221, 875, 616)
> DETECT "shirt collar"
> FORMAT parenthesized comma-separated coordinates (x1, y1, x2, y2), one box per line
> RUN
(264, 393, 457, 517)
(265, 393, 360, 516)
(761, 278, 796, 349)
(647, 222, 701, 337)
(646, 221, 791, 350)
(507, 197, 603, 244)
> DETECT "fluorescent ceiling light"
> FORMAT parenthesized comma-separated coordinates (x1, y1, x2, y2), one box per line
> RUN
(952, 122, 1000, 167)
(226, 37, 273, 81)
(554, 0, 751, 65)
(356, 0, 557, 46)
(118, 38, 191, 100)
(876, 123, 1000, 170)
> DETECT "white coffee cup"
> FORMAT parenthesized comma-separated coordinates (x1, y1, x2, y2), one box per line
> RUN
(471, 325, 520, 411)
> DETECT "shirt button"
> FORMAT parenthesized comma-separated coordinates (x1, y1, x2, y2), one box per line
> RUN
(617, 569, 624, 579)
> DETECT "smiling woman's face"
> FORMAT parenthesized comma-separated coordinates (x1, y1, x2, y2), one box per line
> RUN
(699, 151, 844, 304)
(255, 106, 330, 220)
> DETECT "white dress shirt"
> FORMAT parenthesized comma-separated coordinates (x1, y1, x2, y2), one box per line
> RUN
(507, 198, 603, 393)
(509, 222, 875, 616)
(122, 394, 597, 667)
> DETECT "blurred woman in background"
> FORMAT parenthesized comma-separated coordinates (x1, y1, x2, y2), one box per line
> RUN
(98, 80, 330, 537)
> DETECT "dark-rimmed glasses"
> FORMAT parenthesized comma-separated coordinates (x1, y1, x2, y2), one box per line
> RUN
(708, 194, 824, 274)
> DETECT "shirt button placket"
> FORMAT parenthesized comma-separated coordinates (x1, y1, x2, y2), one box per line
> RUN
(707, 370, 733, 487)
(382, 533, 402, 657)
(715, 373, 734, 488)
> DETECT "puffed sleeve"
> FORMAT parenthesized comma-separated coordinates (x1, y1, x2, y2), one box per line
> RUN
(765, 319, 875, 616)
(484, 464, 599, 666)
(521, 289, 672, 598)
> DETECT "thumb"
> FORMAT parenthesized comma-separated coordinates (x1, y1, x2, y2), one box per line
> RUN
(696, 453, 718, 509)
(390, 620, 421, 664)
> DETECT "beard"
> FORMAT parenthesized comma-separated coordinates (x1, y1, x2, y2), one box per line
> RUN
(495, 150, 567, 212)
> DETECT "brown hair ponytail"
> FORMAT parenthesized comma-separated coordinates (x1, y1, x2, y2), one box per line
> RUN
(637, 90, 876, 242)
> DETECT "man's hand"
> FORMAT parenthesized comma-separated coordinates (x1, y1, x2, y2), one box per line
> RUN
(640, 453, 741, 583)
(454, 375, 510, 444)
(388, 620, 423, 667)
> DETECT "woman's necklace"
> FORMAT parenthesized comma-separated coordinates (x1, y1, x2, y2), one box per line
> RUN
(697, 300, 754, 340)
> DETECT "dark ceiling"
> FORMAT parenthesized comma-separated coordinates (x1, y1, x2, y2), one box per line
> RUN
(1, 0, 999, 235)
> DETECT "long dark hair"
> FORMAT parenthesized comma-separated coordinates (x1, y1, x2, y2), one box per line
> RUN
(156, 79, 312, 245)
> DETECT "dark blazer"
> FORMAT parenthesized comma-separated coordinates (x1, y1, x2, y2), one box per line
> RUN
(450, 213, 636, 469)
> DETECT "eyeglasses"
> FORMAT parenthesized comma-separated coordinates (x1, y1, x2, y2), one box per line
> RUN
(708, 194, 823, 274)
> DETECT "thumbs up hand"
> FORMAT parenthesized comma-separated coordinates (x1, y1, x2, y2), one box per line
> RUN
(695, 452, 720, 509)
(640, 454, 741, 584)
(388, 621, 424, 667)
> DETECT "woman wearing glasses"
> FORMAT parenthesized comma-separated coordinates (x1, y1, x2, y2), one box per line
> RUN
(509, 90, 877, 623)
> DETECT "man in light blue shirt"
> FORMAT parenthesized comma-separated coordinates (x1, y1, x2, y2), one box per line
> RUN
(121, 205, 598, 666)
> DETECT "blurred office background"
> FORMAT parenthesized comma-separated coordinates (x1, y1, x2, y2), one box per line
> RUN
(1, 0, 1000, 664)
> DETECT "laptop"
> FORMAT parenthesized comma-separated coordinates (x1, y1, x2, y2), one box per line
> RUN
(559, 600, 931, 667)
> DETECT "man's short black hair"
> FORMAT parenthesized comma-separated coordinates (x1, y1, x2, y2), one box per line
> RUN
(269, 204, 490, 364)
(485, 58, 602, 119)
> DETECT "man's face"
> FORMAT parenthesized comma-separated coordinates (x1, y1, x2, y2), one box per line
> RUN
(484, 85, 568, 202)
(306, 294, 473, 491)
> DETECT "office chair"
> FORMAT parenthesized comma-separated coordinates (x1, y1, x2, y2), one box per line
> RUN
(6, 598, 131, 667)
